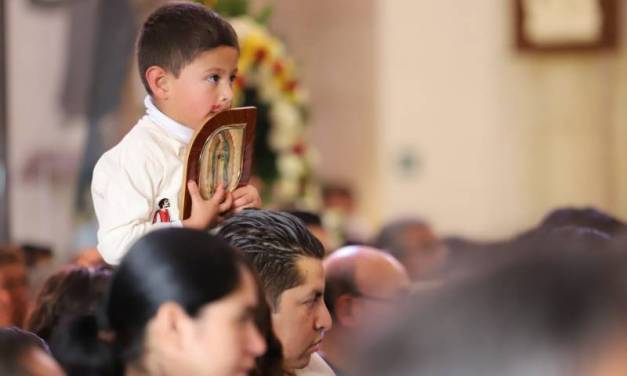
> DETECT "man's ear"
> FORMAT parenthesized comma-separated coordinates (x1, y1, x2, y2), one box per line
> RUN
(334, 295, 358, 327)
(150, 302, 194, 352)
(145, 66, 171, 100)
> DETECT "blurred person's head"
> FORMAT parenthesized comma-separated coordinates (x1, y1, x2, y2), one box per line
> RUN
(374, 218, 446, 281)
(538, 207, 626, 237)
(358, 237, 627, 376)
(20, 244, 53, 269)
(71, 249, 106, 269)
(53, 228, 265, 376)
(0, 327, 64, 376)
(26, 266, 112, 341)
(219, 209, 332, 372)
(286, 210, 332, 253)
(0, 273, 13, 326)
(0, 246, 29, 326)
(322, 184, 355, 214)
(321, 246, 410, 374)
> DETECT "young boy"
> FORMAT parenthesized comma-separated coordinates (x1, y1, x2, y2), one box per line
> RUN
(92, 3, 260, 265)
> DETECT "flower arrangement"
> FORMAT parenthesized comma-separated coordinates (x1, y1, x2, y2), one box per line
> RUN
(195, 0, 319, 208)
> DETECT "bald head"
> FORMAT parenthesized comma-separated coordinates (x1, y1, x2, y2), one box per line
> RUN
(323, 246, 410, 322)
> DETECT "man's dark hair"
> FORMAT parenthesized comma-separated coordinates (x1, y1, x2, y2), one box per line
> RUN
(218, 209, 325, 309)
(137, 3, 239, 94)
(538, 207, 627, 237)
(285, 210, 322, 227)
(373, 218, 430, 260)
(0, 327, 49, 376)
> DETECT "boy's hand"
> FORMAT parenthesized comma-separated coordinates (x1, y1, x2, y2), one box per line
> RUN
(182, 181, 233, 230)
(232, 184, 262, 213)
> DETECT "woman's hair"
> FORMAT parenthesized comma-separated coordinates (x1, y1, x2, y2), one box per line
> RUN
(52, 228, 253, 376)
(26, 266, 112, 341)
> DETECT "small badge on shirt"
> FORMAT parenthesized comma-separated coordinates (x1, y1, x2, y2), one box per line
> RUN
(152, 198, 172, 224)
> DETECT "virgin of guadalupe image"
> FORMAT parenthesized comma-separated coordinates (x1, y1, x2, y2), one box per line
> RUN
(210, 132, 232, 193)
(198, 126, 244, 199)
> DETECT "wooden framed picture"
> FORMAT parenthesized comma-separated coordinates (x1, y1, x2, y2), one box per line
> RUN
(179, 107, 257, 220)
(514, 0, 618, 51)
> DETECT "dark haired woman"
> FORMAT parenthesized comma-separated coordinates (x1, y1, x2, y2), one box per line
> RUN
(52, 228, 266, 376)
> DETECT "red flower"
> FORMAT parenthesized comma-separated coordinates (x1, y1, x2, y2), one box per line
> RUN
(255, 48, 267, 62)
(284, 80, 298, 93)
(273, 61, 284, 75)
(292, 143, 305, 155)
(235, 76, 246, 88)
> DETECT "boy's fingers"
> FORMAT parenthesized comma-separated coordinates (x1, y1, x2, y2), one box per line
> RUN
(188, 180, 201, 201)
(218, 192, 233, 212)
(209, 183, 226, 203)
(234, 203, 255, 213)
(231, 186, 248, 199)
(233, 196, 251, 208)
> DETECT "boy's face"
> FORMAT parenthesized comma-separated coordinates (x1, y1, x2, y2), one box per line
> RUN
(163, 46, 239, 130)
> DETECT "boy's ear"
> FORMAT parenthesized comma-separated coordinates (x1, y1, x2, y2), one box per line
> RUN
(145, 66, 171, 100)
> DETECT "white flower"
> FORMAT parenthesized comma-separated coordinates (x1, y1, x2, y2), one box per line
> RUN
(277, 153, 306, 179)
(275, 178, 299, 200)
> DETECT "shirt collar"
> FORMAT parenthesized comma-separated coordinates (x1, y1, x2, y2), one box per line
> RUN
(144, 96, 194, 144)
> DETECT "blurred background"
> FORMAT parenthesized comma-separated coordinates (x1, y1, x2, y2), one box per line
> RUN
(3, 0, 627, 262)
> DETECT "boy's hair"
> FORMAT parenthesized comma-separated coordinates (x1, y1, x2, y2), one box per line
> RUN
(137, 3, 239, 95)
(218, 209, 325, 309)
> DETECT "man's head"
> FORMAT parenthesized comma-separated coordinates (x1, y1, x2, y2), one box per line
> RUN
(138, 3, 239, 129)
(219, 209, 332, 371)
(374, 218, 446, 281)
(324, 246, 410, 331)
(0, 327, 64, 376)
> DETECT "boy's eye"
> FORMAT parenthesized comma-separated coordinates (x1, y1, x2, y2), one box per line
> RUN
(229, 74, 237, 83)
(207, 74, 220, 83)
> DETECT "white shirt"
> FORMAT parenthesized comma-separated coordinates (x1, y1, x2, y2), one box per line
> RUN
(91, 97, 193, 265)
(295, 353, 336, 376)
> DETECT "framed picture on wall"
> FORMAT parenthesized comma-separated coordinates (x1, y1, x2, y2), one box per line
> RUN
(514, 0, 618, 51)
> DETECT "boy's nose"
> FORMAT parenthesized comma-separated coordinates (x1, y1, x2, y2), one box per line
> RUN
(220, 82, 234, 103)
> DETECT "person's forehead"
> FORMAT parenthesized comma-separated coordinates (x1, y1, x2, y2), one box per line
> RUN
(189, 46, 238, 69)
(280, 256, 325, 299)
(296, 256, 324, 283)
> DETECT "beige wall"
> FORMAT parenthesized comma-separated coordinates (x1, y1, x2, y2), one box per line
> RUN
(269, 0, 627, 239)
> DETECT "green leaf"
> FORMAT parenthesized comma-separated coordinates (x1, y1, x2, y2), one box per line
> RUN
(255, 4, 274, 25)
(213, 0, 250, 17)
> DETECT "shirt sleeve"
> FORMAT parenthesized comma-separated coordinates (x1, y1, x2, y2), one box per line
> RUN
(91, 144, 176, 265)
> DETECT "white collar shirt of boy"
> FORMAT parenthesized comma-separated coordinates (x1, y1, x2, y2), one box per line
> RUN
(145, 95, 194, 144)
